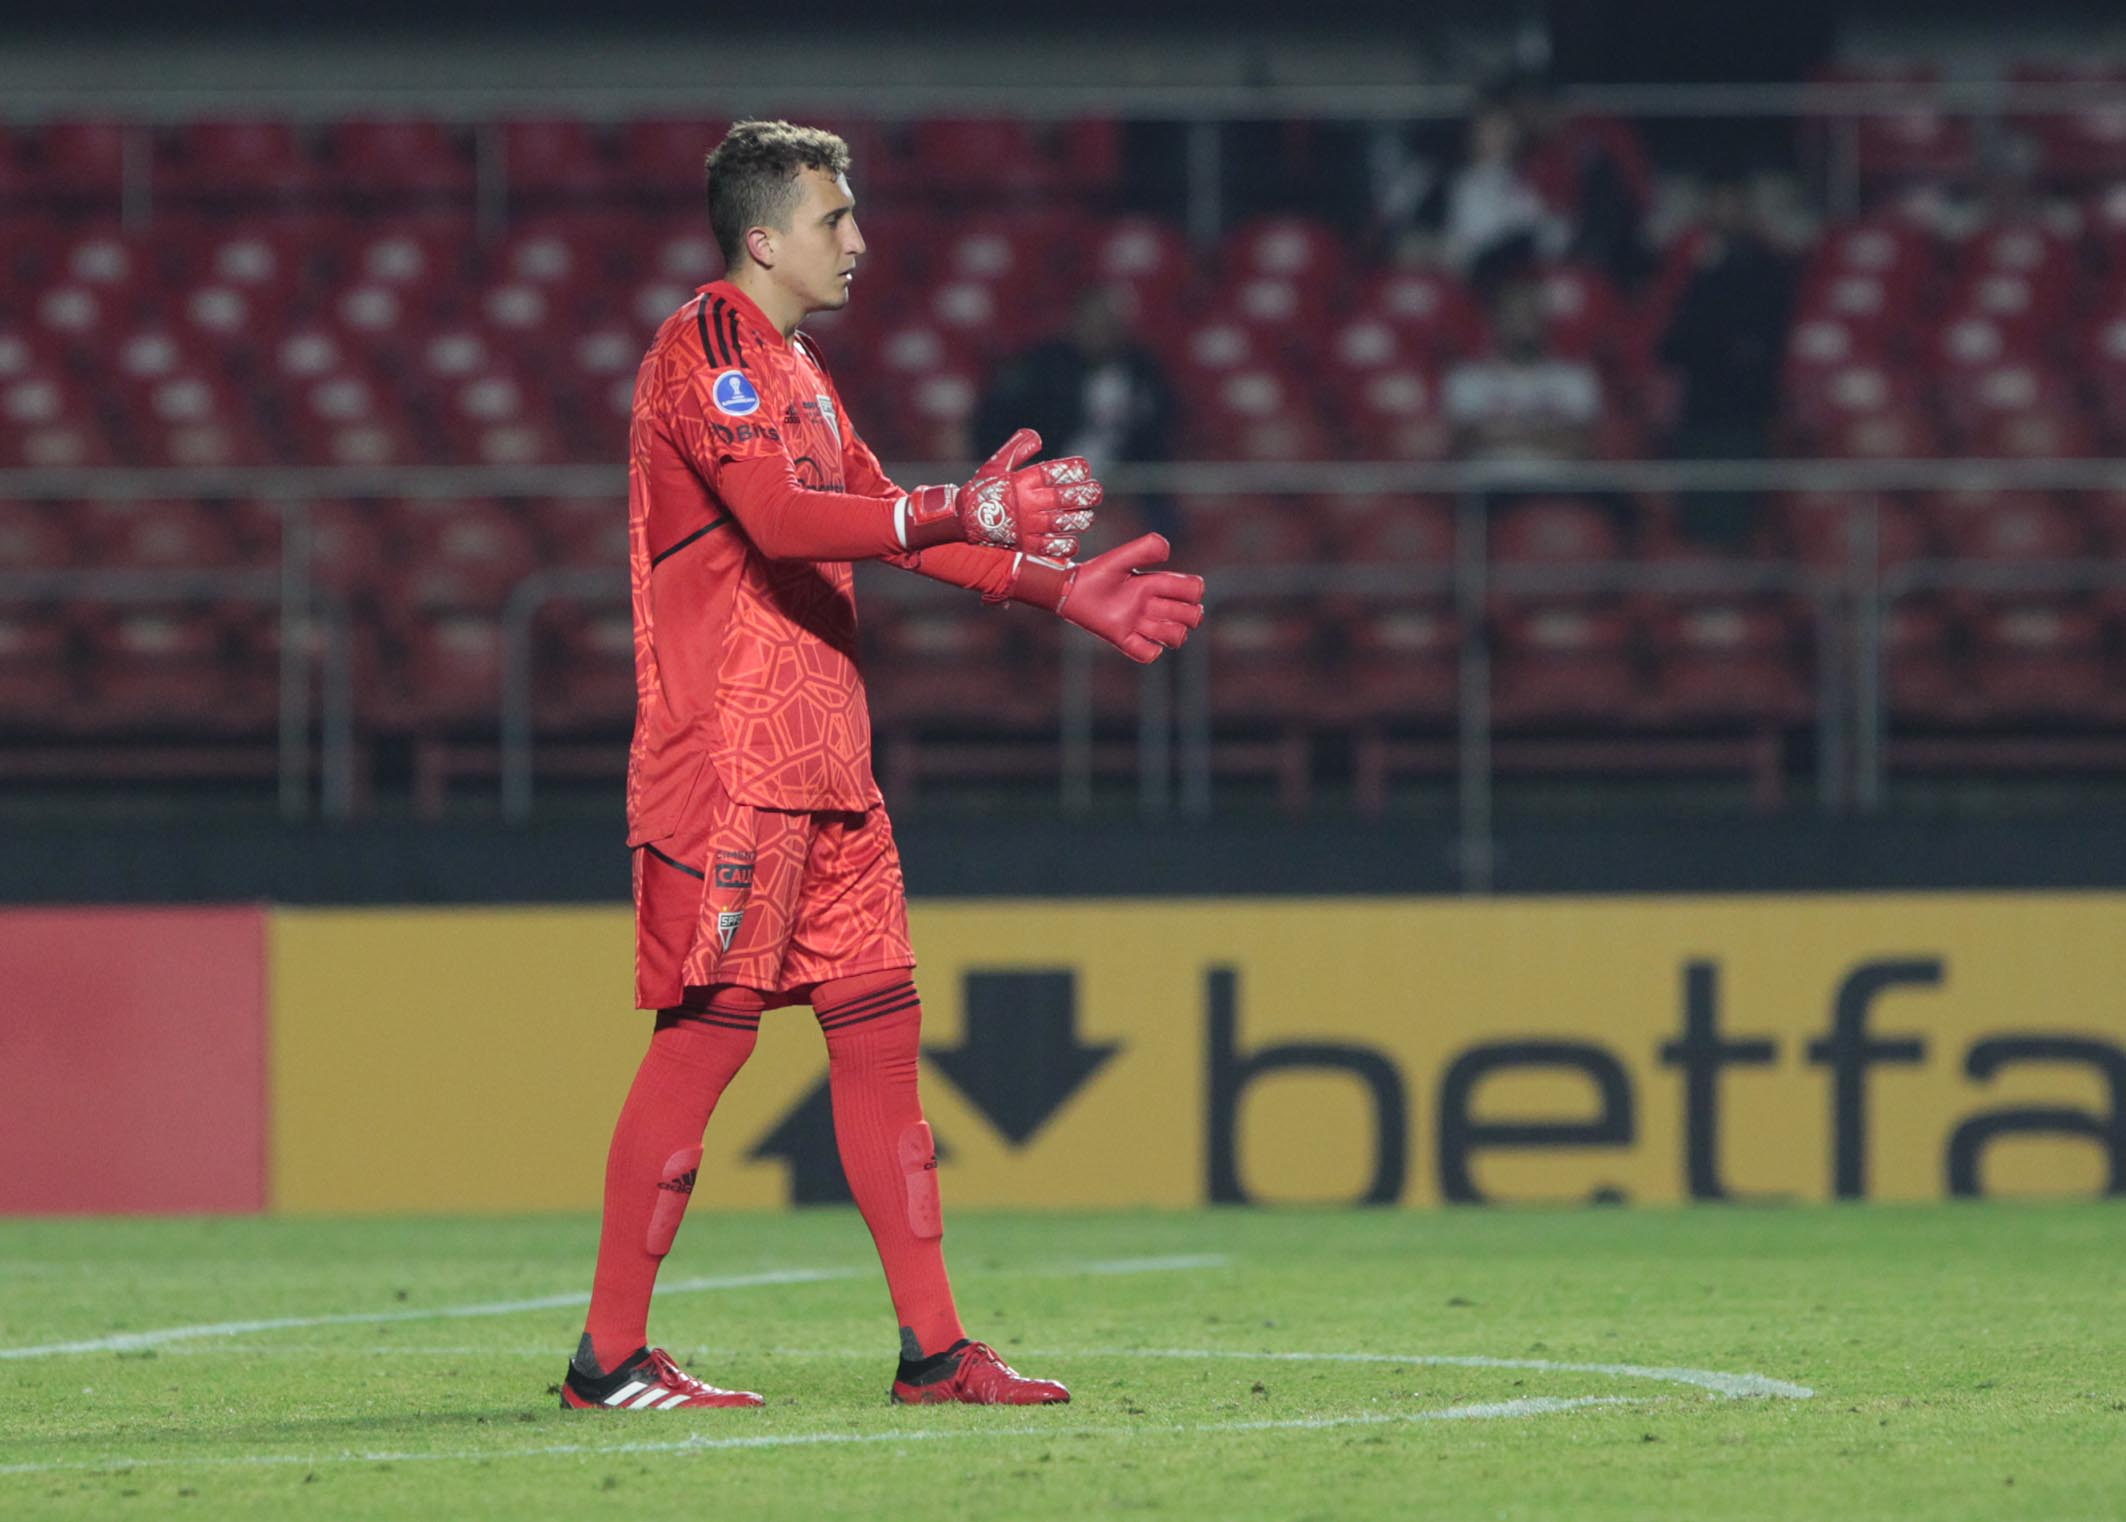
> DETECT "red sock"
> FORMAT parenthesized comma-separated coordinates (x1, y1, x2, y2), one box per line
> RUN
(814, 971, 966, 1360)
(582, 990, 762, 1373)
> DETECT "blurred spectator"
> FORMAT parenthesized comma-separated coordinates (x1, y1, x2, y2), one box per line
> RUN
(1503, 71, 1656, 290)
(1441, 103, 1568, 290)
(1659, 173, 1794, 547)
(975, 284, 1179, 542)
(1444, 277, 1604, 462)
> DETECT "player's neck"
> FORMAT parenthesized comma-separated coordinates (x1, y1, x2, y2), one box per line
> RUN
(726, 267, 805, 341)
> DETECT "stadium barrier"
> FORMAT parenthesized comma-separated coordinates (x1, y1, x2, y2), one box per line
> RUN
(6, 895, 2122, 1213)
(14, 457, 2126, 888)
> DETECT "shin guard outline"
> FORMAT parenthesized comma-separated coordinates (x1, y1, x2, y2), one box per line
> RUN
(898, 1121, 943, 1239)
(646, 1145, 703, 1257)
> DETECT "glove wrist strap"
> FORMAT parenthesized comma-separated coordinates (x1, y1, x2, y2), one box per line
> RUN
(901, 484, 962, 550)
(1003, 552, 1076, 613)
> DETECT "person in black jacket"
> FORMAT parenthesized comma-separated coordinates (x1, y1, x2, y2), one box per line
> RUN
(1659, 171, 1795, 549)
(976, 284, 1180, 544)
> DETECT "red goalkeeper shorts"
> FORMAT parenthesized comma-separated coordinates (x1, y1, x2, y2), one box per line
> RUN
(631, 768, 915, 1011)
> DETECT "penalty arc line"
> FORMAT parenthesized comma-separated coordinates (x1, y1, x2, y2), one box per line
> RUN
(0, 1397, 1643, 1479)
(0, 1255, 1230, 1362)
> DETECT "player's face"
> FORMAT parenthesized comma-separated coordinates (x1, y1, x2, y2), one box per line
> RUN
(774, 167, 865, 315)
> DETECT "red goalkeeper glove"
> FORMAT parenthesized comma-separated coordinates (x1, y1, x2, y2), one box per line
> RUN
(900, 428, 1102, 559)
(1005, 533, 1206, 664)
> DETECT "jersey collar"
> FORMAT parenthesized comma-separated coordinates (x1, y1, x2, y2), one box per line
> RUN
(697, 279, 787, 351)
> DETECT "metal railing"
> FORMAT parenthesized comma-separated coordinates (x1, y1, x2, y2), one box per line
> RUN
(9, 77, 2126, 234)
(8, 458, 2125, 872)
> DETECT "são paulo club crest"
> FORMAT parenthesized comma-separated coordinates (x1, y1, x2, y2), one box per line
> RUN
(712, 369, 760, 417)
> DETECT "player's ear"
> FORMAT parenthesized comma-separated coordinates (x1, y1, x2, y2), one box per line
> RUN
(744, 224, 777, 269)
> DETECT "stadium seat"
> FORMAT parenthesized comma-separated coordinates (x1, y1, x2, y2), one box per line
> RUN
(1925, 489, 2088, 564)
(0, 501, 78, 571)
(2012, 62, 2126, 182)
(1642, 599, 1814, 726)
(1339, 600, 1460, 724)
(327, 119, 476, 201)
(304, 500, 399, 601)
(380, 610, 506, 731)
(501, 119, 613, 201)
(533, 605, 635, 733)
(1882, 596, 1971, 725)
(157, 120, 318, 204)
(1086, 216, 1192, 317)
(76, 608, 266, 735)
(387, 498, 541, 611)
(536, 496, 628, 569)
(1174, 496, 1320, 569)
(1776, 491, 1934, 571)
(1490, 602, 1639, 727)
(1967, 600, 2110, 720)
(1343, 365, 1453, 461)
(0, 610, 75, 730)
(1314, 494, 1456, 565)
(1360, 266, 1485, 364)
(33, 120, 128, 205)
(76, 500, 249, 570)
(1225, 216, 1346, 286)
(615, 119, 729, 198)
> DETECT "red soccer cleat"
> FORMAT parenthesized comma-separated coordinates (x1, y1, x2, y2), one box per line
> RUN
(560, 1345, 764, 1410)
(890, 1339, 1070, 1405)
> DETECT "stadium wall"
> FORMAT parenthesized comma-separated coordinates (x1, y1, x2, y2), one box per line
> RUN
(5, 897, 2122, 1214)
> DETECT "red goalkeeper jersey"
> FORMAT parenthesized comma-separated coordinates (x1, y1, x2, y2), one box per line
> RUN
(624, 279, 1016, 842)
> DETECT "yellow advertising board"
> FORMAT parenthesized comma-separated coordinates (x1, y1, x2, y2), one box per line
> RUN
(270, 896, 2126, 1213)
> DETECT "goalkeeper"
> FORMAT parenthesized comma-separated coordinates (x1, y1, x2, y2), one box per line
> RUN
(561, 119, 1207, 1413)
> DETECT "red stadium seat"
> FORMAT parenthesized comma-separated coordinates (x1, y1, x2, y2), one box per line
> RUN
(1226, 217, 1346, 286)
(77, 608, 268, 735)
(34, 121, 128, 204)
(1339, 600, 1459, 723)
(0, 610, 75, 730)
(537, 496, 628, 569)
(534, 606, 635, 733)
(1361, 266, 1486, 363)
(75, 500, 248, 570)
(862, 599, 1050, 733)
(1491, 602, 1639, 727)
(1536, 264, 1626, 363)
(1345, 365, 1453, 461)
(1968, 600, 2110, 720)
(381, 610, 505, 731)
(2014, 63, 2126, 182)
(1857, 108, 1977, 183)
(1883, 597, 1970, 724)
(305, 500, 398, 600)
(1643, 600, 1813, 726)
(389, 498, 540, 611)
(1492, 497, 1624, 566)
(615, 119, 729, 197)
(1210, 275, 1319, 356)
(1926, 489, 2088, 563)
(1776, 492, 1934, 571)
(0, 501, 78, 571)
(1175, 496, 1319, 569)
(1315, 494, 1456, 564)
(328, 120, 475, 200)
(904, 118, 1049, 196)
(1086, 217, 1192, 316)
(501, 119, 613, 200)
(157, 120, 318, 203)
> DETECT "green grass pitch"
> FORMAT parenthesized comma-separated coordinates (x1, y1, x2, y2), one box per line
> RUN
(2, 1203, 2121, 1520)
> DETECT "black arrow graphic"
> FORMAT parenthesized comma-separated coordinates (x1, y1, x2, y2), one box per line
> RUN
(747, 1078, 953, 1205)
(926, 970, 1119, 1146)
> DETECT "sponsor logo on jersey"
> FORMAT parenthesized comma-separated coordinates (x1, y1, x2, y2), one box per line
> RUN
(712, 851, 755, 890)
(712, 369, 761, 417)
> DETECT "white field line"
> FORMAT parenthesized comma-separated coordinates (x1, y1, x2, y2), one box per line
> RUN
(0, 1254, 1228, 1362)
(0, 1397, 1640, 1479)
(114, 1345, 1815, 1401)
